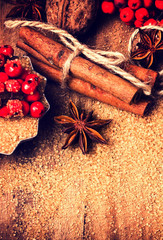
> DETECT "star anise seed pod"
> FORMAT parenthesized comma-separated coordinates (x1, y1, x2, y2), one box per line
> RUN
(6, 0, 46, 22)
(54, 101, 112, 154)
(131, 29, 163, 68)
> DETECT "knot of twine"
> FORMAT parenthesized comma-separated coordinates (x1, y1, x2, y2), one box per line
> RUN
(61, 44, 85, 88)
(128, 25, 163, 96)
(4, 20, 163, 96)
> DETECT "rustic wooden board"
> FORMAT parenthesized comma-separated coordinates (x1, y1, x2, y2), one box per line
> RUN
(0, 1, 162, 240)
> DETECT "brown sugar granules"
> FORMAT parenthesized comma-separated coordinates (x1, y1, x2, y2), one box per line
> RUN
(0, 94, 162, 239)
(0, 117, 38, 155)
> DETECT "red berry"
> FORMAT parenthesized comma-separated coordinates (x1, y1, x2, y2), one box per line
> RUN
(21, 80, 37, 95)
(0, 53, 5, 68)
(30, 101, 45, 118)
(21, 100, 30, 116)
(0, 82, 5, 93)
(25, 90, 41, 102)
(101, 1, 116, 14)
(120, 7, 135, 23)
(114, 0, 127, 8)
(128, 0, 142, 10)
(5, 59, 23, 78)
(134, 19, 144, 28)
(143, 0, 153, 8)
(0, 106, 10, 118)
(135, 8, 149, 21)
(7, 99, 23, 117)
(155, 0, 163, 10)
(0, 72, 8, 83)
(5, 79, 21, 93)
(143, 18, 158, 26)
(0, 45, 14, 58)
(25, 73, 41, 87)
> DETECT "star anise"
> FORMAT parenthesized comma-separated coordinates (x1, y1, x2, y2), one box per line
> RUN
(5, 0, 46, 21)
(54, 101, 112, 154)
(131, 29, 163, 68)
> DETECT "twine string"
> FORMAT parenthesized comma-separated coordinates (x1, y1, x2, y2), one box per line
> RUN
(61, 46, 83, 88)
(4, 20, 163, 96)
(128, 25, 163, 53)
(128, 25, 163, 96)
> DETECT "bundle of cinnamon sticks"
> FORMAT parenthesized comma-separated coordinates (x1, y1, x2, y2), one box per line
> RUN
(17, 27, 158, 116)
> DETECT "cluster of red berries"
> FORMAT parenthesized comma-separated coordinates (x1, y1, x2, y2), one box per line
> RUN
(0, 45, 45, 118)
(101, 0, 163, 28)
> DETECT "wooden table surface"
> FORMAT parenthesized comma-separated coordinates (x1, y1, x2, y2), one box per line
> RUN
(0, 1, 163, 240)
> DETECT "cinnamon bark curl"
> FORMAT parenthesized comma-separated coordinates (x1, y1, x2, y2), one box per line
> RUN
(17, 27, 158, 115)
(19, 27, 142, 104)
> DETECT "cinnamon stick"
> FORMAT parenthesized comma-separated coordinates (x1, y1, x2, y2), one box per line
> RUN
(18, 40, 158, 88)
(17, 41, 152, 116)
(123, 63, 158, 88)
(28, 54, 151, 116)
(19, 27, 142, 105)
(17, 40, 51, 67)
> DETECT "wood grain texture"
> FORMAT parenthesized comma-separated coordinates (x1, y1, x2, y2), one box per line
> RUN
(0, 2, 162, 240)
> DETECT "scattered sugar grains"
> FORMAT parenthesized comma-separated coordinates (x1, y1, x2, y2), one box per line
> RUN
(0, 117, 38, 154)
(0, 87, 162, 239)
